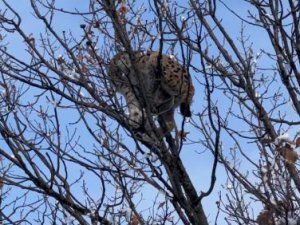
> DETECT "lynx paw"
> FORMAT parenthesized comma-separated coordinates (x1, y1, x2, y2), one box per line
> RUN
(128, 107, 143, 128)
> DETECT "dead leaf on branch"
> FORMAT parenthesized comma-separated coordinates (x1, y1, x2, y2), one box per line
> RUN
(27, 36, 35, 54)
(256, 210, 273, 225)
(93, 20, 100, 28)
(76, 54, 84, 63)
(101, 137, 109, 148)
(119, 3, 127, 15)
(157, 201, 165, 209)
(130, 214, 139, 225)
(57, 56, 65, 65)
(176, 130, 190, 141)
(0, 177, 4, 190)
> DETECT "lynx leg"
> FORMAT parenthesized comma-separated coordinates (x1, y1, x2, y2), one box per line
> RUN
(158, 110, 176, 133)
(123, 87, 143, 128)
(156, 96, 174, 115)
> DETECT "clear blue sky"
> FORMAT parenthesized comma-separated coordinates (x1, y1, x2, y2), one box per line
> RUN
(1, 1, 274, 223)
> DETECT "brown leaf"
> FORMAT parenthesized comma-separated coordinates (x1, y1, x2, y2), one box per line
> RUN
(28, 37, 35, 46)
(176, 130, 190, 141)
(93, 21, 100, 28)
(57, 56, 65, 65)
(119, 3, 127, 15)
(130, 214, 139, 225)
(27, 37, 36, 54)
(256, 210, 272, 225)
(157, 201, 165, 210)
(0, 177, 4, 190)
(101, 137, 109, 148)
(76, 54, 84, 63)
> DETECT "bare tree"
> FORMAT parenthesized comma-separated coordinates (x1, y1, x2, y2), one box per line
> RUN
(0, 0, 299, 224)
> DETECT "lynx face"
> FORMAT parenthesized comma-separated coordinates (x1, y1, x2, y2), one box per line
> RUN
(108, 51, 194, 132)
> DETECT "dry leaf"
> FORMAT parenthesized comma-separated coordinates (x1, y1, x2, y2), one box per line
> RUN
(256, 210, 272, 225)
(93, 21, 100, 28)
(176, 130, 190, 141)
(76, 54, 84, 63)
(157, 201, 165, 209)
(101, 137, 109, 148)
(57, 56, 65, 65)
(28, 37, 36, 54)
(119, 3, 127, 15)
(0, 177, 4, 190)
(130, 214, 139, 225)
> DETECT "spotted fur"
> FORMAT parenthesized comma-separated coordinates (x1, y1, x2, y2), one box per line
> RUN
(108, 51, 194, 132)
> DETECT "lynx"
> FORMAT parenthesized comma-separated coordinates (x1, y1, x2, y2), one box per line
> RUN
(108, 51, 194, 132)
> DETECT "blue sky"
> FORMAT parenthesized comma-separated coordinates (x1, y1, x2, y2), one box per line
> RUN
(0, 0, 283, 224)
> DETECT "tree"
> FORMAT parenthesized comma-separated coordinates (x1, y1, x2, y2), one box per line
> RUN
(0, 0, 299, 224)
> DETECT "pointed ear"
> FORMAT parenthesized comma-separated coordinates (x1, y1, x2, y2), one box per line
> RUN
(180, 103, 191, 117)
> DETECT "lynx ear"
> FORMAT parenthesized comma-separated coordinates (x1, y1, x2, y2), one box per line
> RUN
(180, 102, 191, 117)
